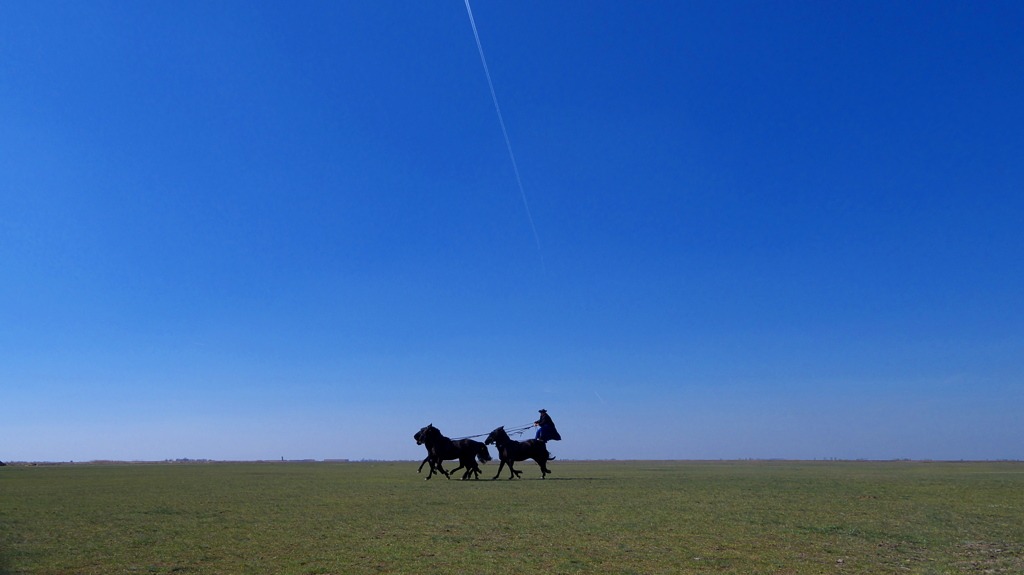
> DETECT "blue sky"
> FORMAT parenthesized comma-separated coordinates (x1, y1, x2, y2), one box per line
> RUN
(3, 1, 1022, 462)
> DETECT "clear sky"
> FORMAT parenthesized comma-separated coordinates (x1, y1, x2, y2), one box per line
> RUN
(3, 1, 1022, 462)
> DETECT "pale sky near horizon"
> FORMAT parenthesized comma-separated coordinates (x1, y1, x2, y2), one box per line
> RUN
(3, 1, 1022, 463)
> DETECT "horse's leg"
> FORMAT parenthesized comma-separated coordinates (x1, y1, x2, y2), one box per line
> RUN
(470, 458, 483, 480)
(427, 453, 448, 479)
(436, 460, 451, 479)
(449, 462, 465, 479)
(535, 447, 552, 477)
(506, 461, 520, 479)
(418, 456, 431, 474)
(426, 456, 448, 480)
(492, 459, 506, 480)
(534, 456, 550, 478)
(457, 458, 473, 480)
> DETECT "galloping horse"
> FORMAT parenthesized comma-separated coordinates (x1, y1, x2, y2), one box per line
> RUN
(414, 424, 492, 480)
(484, 426, 553, 479)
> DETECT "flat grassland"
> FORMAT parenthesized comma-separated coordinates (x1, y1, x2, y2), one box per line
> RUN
(1, 460, 1022, 574)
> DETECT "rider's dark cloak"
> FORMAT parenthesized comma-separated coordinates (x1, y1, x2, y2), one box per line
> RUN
(534, 410, 561, 442)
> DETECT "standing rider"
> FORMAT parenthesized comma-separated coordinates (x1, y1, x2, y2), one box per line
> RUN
(534, 409, 562, 442)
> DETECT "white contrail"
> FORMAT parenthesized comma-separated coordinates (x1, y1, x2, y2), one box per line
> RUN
(463, 0, 544, 267)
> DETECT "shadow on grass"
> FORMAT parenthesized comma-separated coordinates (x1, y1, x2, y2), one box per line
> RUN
(487, 477, 611, 481)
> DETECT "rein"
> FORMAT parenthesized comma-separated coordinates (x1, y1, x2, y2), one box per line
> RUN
(450, 423, 534, 441)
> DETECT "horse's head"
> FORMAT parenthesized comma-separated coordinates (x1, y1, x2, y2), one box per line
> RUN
(484, 426, 506, 445)
(414, 424, 436, 445)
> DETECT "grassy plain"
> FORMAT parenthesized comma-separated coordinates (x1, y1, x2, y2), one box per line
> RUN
(1, 460, 1022, 574)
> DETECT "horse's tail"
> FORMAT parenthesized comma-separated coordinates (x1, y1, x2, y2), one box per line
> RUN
(477, 444, 492, 464)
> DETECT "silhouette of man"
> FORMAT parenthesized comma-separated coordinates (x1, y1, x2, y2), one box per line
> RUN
(534, 409, 561, 442)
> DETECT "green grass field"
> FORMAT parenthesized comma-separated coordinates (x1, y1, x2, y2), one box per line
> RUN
(1, 460, 1022, 574)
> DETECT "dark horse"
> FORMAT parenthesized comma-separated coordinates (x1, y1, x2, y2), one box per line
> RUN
(414, 424, 492, 480)
(484, 426, 553, 480)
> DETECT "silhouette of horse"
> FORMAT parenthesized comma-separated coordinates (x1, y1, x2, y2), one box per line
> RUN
(414, 424, 492, 480)
(484, 426, 553, 479)
(414, 424, 451, 479)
